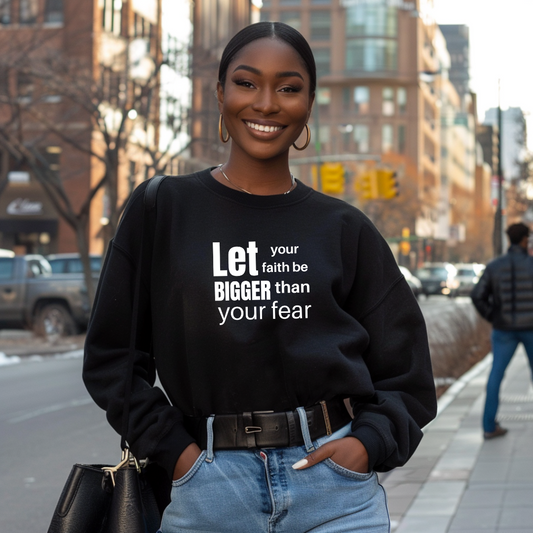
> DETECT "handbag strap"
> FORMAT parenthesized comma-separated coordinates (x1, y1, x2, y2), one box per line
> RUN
(120, 175, 169, 450)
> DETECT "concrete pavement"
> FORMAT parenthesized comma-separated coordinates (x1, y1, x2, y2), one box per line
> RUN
(382, 347, 533, 532)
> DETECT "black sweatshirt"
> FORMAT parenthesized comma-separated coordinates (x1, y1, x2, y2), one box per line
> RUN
(83, 168, 437, 480)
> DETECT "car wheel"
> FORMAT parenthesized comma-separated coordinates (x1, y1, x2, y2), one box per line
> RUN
(34, 303, 78, 340)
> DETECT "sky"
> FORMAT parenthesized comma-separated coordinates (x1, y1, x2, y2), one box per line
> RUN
(433, 0, 533, 149)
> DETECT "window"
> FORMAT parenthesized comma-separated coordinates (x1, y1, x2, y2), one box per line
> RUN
(310, 11, 330, 41)
(342, 87, 351, 111)
(382, 124, 393, 153)
(1, 0, 10, 24)
(279, 0, 300, 5)
(316, 88, 331, 106)
(398, 124, 406, 154)
(354, 86, 369, 114)
(354, 124, 369, 153)
(0, 68, 8, 95)
(19, 0, 38, 24)
(44, 146, 61, 176)
(103, 0, 122, 35)
(44, 0, 63, 23)
(279, 11, 300, 30)
(311, 0, 330, 4)
(346, 39, 397, 72)
(313, 48, 330, 77)
(397, 87, 407, 114)
(382, 87, 394, 116)
(346, 2, 397, 38)
(17, 72, 34, 103)
(0, 258, 14, 280)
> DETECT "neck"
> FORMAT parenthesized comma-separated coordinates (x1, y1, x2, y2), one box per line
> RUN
(215, 151, 295, 196)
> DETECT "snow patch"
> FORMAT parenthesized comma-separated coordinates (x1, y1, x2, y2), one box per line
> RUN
(0, 352, 21, 366)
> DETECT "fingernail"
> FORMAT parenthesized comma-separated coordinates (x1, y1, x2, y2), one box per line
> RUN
(292, 459, 308, 470)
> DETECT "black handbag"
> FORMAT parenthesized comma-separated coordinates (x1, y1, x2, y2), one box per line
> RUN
(47, 175, 169, 533)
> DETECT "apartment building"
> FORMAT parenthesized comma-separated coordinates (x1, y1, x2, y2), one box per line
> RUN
(0, 0, 163, 254)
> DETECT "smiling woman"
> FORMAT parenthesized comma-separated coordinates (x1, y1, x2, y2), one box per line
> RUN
(83, 21, 437, 533)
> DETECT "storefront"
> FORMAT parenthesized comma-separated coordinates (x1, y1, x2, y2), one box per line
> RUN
(0, 176, 59, 255)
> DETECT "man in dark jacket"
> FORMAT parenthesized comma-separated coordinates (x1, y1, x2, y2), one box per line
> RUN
(471, 223, 533, 439)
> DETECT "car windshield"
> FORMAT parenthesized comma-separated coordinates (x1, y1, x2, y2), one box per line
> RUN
(457, 268, 475, 276)
(416, 267, 448, 279)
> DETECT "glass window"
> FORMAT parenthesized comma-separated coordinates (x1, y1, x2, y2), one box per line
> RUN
(45, 0, 63, 23)
(311, 0, 331, 4)
(342, 87, 351, 110)
(382, 87, 394, 116)
(319, 125, 330, 143)
(316, 88, 331, 106)
(346, 38, 397, 72)
(397, 87, 407, 114)
(19, 0, 38, 24)
(0, 258, 14, 280)
(279, 11, 301, 31)
(310, 11, 330, 41)
(398, 124, 406, 154)
(1, 0, 10, 24)
(354, 86, 369, 114)
(17, 72, 34, 102)
(313, 48, 330, 77)
(103, 0, 122, 35)
(382, 124, 393, 153)
(346, 3, 397, 38)
(279, 0, 300, 5)
(354, 124, 369, 153)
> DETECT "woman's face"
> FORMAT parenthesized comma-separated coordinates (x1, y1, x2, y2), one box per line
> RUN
(218, 38, 314, 162)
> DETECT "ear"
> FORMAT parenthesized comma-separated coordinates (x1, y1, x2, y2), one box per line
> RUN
(216, 82, 224, 114)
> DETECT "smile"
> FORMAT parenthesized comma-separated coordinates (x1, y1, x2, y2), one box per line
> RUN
(245, 121, 284, 133)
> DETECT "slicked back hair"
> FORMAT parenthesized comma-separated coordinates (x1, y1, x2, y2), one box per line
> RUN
(218, 22, 316, 95)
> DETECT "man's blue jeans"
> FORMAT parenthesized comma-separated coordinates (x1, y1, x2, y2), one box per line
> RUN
(159, 408, 390, 532)
(483, 329, 533, 433)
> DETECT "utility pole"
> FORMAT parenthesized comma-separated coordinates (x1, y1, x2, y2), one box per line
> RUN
(493, 80, 503, 257)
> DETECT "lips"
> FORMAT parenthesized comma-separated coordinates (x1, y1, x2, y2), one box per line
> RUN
(244, 120, 285, 133)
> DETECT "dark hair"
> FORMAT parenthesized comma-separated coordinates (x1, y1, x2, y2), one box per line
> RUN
(506, 222, 530, 244)
(218, 22, 316, 95)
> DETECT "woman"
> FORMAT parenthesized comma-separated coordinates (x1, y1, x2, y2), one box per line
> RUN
(84, 21, 437, 532)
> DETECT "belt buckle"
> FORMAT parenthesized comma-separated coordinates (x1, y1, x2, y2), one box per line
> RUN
(244, 410, 273, 435)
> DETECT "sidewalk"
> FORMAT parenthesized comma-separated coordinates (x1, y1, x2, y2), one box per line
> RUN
(382, 347, 533, 532)
(0, 330, 85, 357)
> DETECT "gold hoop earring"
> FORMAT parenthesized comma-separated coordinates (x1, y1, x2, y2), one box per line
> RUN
(293, 124, 311, 151)
(219, 114, 229, 143)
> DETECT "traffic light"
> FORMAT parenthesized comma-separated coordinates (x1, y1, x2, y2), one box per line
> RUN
(376, 169, 399, 199)
(320, 163, 345, 195)
(356, 170, 379, 200)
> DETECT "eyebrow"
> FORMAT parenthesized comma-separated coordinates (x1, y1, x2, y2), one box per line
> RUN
(232, 64, 304, 81)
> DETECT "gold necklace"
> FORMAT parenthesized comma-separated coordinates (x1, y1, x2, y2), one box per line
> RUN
(218, 165, 296, 195)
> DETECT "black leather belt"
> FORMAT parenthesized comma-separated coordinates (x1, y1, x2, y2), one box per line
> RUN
(185, 398, 352, 450)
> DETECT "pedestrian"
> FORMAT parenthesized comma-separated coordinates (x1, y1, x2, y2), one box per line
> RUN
(471, 222, 533, 439)
(83, 21, 437, 533)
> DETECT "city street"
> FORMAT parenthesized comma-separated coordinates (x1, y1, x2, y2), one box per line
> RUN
(0, 296, 480, 531)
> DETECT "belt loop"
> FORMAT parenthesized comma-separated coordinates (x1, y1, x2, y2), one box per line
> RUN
(206, 415, 215, 462)
(296, 406, 315, 453)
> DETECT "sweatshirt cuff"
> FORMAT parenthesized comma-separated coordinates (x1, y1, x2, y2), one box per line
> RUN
(148, 422, 197, 480)
(349, 424, 388, 471)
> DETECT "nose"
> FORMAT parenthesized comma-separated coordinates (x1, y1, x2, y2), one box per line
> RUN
(251, 88, 280, 115)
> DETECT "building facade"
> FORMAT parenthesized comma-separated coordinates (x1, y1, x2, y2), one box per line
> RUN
(0, 0, 164, 255)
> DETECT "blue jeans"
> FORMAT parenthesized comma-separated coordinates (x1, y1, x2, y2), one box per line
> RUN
(159, 407, 390, 532)
(483, 329, 533, 432)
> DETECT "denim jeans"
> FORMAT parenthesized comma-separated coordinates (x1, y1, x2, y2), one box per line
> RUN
(158, 407, 390, 533)
(483, 329, 533, 433)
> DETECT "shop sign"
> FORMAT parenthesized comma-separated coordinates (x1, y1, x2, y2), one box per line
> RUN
(7, 198, 44, 216)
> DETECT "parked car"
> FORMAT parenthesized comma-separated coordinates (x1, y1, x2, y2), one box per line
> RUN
(0, 254, 92, 337)
(453, 263, 485, 296)
(47, 253, 102, 275)
(415, 262, 458, 297)
(399, 266, 423, 299)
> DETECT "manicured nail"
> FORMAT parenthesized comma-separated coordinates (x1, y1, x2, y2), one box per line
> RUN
(292, 459, 308, 470)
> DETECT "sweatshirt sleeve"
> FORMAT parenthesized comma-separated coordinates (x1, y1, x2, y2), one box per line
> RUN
(83, 182, 195, 480)
(344, 219, 437, 472)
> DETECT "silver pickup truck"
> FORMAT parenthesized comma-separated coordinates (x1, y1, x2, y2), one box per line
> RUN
(0, 252, 91, 337)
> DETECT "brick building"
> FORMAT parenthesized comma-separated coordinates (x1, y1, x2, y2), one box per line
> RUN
(0, 0, 163, 255)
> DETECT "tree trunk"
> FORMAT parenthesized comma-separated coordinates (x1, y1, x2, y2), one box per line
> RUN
(74, 221, 96, 309)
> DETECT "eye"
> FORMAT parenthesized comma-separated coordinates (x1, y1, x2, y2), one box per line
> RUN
(234, 79, 255, 89)
(279, 85, 302, 93)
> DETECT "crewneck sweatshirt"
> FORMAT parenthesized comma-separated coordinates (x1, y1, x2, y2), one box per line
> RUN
(83, 168, 437, 480)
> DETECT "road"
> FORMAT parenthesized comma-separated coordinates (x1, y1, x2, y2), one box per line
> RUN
(0, 296, 479, 531)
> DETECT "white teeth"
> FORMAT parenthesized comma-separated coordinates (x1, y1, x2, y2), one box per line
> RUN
(246, 121, 282, 133)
